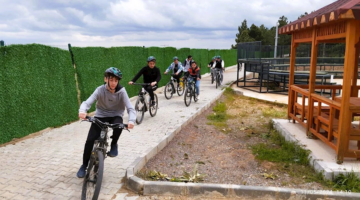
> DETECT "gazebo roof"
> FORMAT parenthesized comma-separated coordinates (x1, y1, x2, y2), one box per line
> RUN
(279, 0, 360, 34)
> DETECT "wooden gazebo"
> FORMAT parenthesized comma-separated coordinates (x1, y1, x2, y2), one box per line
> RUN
(279, 0, 360, 163)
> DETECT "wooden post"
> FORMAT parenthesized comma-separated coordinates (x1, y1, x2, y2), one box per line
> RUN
(306, 28, 318, 136)
(351, 22, 360, 97)
(337, 20, 358, 164)
(288, 36, 297, 120)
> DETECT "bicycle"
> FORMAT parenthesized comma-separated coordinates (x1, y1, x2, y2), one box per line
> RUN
(81, 116, 128, 200)
(164, 74, 186, 99)
(132, 83, 158, 124)
(184, 77, 198, 107)
(213, 68, 223, 89)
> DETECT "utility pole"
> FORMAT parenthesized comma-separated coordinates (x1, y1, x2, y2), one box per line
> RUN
(274, 22, 279, 58)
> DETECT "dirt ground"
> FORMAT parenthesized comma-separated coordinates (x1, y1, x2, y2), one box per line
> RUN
(136, 92, 328, 194)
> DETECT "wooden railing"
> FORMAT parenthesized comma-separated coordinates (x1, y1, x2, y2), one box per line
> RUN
(288, 84, 360, 160)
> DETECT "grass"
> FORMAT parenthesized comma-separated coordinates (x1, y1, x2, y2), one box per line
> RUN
(207, 101, 228, 128)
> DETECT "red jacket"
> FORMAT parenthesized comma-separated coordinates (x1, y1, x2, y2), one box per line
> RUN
(188, 66, 201, 79)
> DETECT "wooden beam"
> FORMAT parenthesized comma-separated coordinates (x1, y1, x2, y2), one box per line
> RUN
(306, 28, 318, 137)
(316, 33, 347, 41)
(294, 38, 312, 43)
(351, 22, 360, 97)
(301, 22, 305, 29)
(339, 9, 355, 19)
(337, 20, 358, 164)
(295, 24, 299, 30)
(288, 37, 297, 119)
(317, 39, 346, 43)
(307, 20, 311, 27)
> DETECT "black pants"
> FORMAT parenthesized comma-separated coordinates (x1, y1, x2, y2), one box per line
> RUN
(143, 85, 158, 101)
(172, 73, 183, 90)
(82, 116, 123, 167)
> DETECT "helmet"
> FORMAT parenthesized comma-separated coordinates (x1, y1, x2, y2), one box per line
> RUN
(212, 56, 216, 60)
(147, 56, 156, 62)
(216, 55, 221, 59)
(173, 56, 178, 61)
(105, 67, 122, 80)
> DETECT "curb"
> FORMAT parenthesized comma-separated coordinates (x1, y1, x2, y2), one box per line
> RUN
(125, 86, 226, 195)
(272, 119, 360, 181)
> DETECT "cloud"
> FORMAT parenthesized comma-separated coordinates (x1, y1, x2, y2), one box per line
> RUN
(0, 0, 336, 49)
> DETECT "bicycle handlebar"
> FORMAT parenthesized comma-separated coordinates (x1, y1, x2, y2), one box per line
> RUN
(84, 116, 129, 130)
(131, 83, 151, 86)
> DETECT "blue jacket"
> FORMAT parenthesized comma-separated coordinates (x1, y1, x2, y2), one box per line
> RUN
(165, 62, 184, 74)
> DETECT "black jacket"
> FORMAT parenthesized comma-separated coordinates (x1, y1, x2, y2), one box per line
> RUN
(131, 66, 161, 84)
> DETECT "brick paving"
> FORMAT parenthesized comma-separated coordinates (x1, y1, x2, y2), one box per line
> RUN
(0, 66, 239, 200)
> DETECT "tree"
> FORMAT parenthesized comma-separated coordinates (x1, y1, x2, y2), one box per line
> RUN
(248, 24, 263, 42)
(277, 16, 291, 45)
(298, 12, 309, 19)
(231, 20, 249, 49)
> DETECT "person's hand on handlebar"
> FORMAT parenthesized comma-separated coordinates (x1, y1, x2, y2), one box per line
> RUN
(164, 71, 167, 75)
(128, 122, 134, 129)
(79, 112, 87, 120)
(151, 81, 157, 86)
(128, 81, 134, 85)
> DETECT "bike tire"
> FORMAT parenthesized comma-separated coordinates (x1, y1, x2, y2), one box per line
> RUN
(149, 94, 158, 117)
(216, 75, 218, 89)
(193, 86, 198, 102)
(135, 98, 145, 124)
(184, 88, 192, 107)
(217, 74, 221, 87)
(211, 74, 214, 84)
(177, 81, 185, 96)
(82, 150, 104, 200)
(164, 82, 173, 100)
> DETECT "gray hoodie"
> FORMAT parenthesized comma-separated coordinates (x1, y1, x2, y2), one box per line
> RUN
(79, 84, 136, 124)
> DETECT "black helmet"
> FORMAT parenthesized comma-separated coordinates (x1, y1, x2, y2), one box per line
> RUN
(147, 56, 156, 62)
(105, 67, 122, 80)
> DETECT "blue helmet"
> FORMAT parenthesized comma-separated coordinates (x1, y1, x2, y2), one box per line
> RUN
(212, 56, 216, 60)
(216, 55, 221, 59)
(105, 67, 122, 80)
(147, 56, 156, 62)
(173, 56, 178, 61)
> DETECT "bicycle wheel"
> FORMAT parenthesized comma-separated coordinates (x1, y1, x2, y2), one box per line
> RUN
(149, 94, 158, 117)
(177, 80, 185, 96)
(135, 98, 145, 124)
(193, 85, 198, 102)
(164, 82, 173, 100)
(211, 73, 214, 84)
(82, 150, 104, 200)
(215, 74, 219, 89)
(184, 88, 192, 107)
(217, 74, 221, 87)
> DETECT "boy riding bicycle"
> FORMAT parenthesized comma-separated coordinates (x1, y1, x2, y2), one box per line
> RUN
(212, 55, 225, 85)
(188, 61, 201, 99)
(129, 56, 161, 106)
(164, 56, 184, 93)
(77, 67, 136, 178)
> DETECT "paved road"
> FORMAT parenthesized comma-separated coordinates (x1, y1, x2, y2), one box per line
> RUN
(0, 65, 241, 200)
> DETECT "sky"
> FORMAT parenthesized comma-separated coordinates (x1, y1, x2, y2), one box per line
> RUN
(0, 0, 336, 49)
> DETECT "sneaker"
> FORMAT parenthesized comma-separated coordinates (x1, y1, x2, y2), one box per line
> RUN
(108, 144, 118, 157)
(77, 165, 86, 178)
(196, 96, 200, 100)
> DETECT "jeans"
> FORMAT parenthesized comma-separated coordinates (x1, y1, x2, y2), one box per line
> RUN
(82, 116, 123, 167)
(188, 77, 200, 96)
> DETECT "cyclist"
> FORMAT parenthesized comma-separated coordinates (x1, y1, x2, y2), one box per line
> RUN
(212, 55, 225, 85)
(77, 67, 136, 178)
(164, 56, 184, 93)
(188, 60, 201, 100)
(129, 56, 161, 106)
(208, 56, 216, 82)
(183, 55, 192, 78)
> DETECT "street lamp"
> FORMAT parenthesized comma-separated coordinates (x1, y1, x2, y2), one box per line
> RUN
(274, 22, 279, 58)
